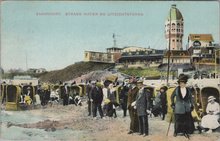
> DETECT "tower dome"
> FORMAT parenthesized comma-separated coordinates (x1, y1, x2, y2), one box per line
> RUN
(165, 4, 184, 50)
(167, 4, 183, 21)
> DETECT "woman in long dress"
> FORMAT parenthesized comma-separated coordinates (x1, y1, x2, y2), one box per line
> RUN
(200, 96, 220, 133)
(171, 74, 195, 138)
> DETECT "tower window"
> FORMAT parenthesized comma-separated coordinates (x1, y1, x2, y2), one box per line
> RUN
(177, 40, 179, 42)
(172, 39, 175, 42)
(177, 23, 180, 27)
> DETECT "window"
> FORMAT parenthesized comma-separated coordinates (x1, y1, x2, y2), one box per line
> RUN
(177, 23, 180, 27)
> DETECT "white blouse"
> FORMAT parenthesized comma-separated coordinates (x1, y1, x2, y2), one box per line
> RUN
(206, 102, 220, 115)
(180, 87, 187, 98)
(102, 87, 108, 100)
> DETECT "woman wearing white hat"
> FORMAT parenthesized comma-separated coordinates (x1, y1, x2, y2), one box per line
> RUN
(200, 96, 220, 133)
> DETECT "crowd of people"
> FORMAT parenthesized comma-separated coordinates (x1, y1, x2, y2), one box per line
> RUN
(1, 73, 220, 138)
(5, 81, 83, 108)
(85, 74, 220, 138)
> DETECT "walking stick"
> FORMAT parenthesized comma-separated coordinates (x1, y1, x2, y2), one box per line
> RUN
(90, 100, 93, 117)
(166, 112, 173, 136)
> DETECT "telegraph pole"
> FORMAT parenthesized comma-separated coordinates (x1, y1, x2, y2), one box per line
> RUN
(218, 0, 220, 81)
(113, 33, 117, 47)
(166, 8, 171, 85)
(26, 51, 28, 71)
(0, 1, 2, 80)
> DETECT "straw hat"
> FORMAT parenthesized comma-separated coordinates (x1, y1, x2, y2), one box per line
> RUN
(91, 81, 96, 85)
(137, 80, 143, 84)
(104, 98, 111, 104)
(208, 96, 216, 102)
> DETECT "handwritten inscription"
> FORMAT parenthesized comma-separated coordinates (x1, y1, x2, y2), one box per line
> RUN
(36, 12, 144, 16)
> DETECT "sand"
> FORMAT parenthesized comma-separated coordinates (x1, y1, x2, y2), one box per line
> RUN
(1, 99, 220, 141)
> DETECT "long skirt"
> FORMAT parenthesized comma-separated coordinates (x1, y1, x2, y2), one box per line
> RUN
(174, 112, 195, 134)
(201, 114, 220, 129)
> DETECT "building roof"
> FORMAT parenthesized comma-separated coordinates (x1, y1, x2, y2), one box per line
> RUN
(167, 4, 183, 21)
(106, 47, 123, 50)
(188, 34, 214, 42)
(123, 46, 150, 50)
(85, 50, 109, 54)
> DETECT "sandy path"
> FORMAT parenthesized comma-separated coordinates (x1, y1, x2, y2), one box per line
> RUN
(3, 101, 220, 141)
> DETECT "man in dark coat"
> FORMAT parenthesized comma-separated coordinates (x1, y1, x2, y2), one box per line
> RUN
(90, 81, 104, 119)
(63, 83, 69, 106)
(171, 74, 195, 138)
(119, 82, 129, 117)
(160, 86, 168, 120)
(135, 81, 150, 136)
(1, 81, 7, 104)
(153, 86, 168, 120)
(127, 80, 139, 134)
(86, 80, 92, 116)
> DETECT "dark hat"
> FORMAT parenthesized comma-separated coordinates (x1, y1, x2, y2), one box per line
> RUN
(129, 77, 137, 84)
(160, 86, 168, 91)
(177, 74, 188, 83)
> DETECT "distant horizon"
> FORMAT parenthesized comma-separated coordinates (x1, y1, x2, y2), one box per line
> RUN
(1, 1, 219, 71)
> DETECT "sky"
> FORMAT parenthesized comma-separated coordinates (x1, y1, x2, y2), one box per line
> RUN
(1, 1, 219, 71)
